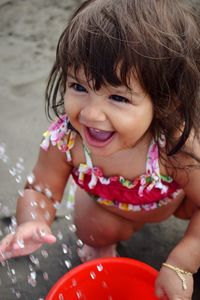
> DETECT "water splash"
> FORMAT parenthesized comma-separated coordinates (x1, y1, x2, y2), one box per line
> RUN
(0, 143, 78, 298)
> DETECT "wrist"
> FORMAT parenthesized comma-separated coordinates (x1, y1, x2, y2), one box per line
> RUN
(166, 236, 200, 274)
(16, 189, 56, 225)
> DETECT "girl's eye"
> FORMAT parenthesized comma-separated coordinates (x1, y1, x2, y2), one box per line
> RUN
(70, 83, 87, 93)
(110, 94, 129, 103)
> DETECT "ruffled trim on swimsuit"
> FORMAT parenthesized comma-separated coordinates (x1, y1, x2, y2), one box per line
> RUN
(40, 115, 76, 162)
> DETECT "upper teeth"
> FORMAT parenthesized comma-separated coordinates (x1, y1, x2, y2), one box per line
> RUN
(91, 128, 101, 132)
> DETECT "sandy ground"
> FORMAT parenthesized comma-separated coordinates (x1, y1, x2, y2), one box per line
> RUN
(0, 1, 200, 299)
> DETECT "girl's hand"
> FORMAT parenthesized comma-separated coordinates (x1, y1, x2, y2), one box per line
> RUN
(0, 221, 56, 261)
(155, 264, 193, 300)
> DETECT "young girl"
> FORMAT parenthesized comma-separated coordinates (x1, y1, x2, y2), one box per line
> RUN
(1, 0, 200, 299)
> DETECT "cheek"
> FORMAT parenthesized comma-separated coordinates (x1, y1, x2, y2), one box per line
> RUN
(64, 96, 83, 127)
(64, 95, 76, 116)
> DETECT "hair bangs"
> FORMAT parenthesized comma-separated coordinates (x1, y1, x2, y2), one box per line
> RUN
(59, 3, 138, 91)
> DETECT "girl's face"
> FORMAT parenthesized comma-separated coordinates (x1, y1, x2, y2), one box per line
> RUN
(64, 68, 153, 157)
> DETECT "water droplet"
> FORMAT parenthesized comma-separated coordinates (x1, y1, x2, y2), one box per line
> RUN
(12, 288, 21, 298)
(72, 278, 77, 287)
(40, 200, 46, 209)
(11, 216, 17, 227)
(15, 175, 22, 183)
(9, 224, 16, 235)
(17, 239, 25, 249)
(41, 249, 48, 258)
(27, 271, 37, 287)
(34, 185, 42, 192)
(15, 291, 22, 299)
(29, 255, 40, 267)
(16, 161, 24, 171)
(53, 201, 61, 210)
(65, 214, 72, 221)
(90, 271, 96, 280)
(76, 290, 83, 299)
(31, 211, 37, 220)
(57, 230, 63, 240)
(59, 293, 64, 300)
(18, 189, 24, 197)
(28, 264, 34, 272)
(97, 264, 103, 272)
(27, 173, 35, 185)
(0, 143, 6, 158)
(18, 157, 24, 163)
(62, 243, 68, 254)
(43, 272, 48, 280)
(44, 187, 52, 199)
(69, 224, 76, 233)
(64, 260, 72, 269)
(76, 239, 83, 247)
(8, 217, 17, 234)
(89, 235, 95, 241)
(7, 267, 17, 283)
(30, 200, 38, 207)
(39, 229, 46, 237)
(9, 167, 16, 176)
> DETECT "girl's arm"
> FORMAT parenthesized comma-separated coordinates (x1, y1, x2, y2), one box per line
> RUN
(16, 143, 72, 226)
(0, 143, 72, 260)
(166, 165, 200, 273)
(156, 141, 200, 299)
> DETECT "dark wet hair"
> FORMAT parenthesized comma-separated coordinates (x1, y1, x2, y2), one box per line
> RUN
(46, 0, 200, 158)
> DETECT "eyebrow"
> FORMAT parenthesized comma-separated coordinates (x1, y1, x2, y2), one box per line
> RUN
(67, 73, 139, 95)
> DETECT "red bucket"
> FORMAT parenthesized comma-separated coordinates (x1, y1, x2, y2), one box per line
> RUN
(46, 257, 159, 300)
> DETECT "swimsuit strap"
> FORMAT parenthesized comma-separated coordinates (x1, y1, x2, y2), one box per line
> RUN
(83, 144, 93, 168)
(145, 139, 160, 175)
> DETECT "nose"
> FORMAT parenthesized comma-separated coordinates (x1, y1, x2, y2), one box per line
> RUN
(79, 98, 106, 123)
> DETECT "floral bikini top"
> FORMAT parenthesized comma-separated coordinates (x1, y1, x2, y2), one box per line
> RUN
(41, 115, 180, 212)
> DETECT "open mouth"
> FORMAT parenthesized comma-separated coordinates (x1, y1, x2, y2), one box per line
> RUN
(84, 127, 115, 147)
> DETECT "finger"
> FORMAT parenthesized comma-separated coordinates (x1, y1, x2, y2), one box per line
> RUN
(0, 234, 15, 252)
(0, 239, 15, 261)
(155, 286, 167, 299)
(0, 249, 13, 261)
(34, 228, 56, 244)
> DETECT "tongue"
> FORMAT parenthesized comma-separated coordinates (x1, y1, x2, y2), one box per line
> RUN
(88, 128, 114, 141)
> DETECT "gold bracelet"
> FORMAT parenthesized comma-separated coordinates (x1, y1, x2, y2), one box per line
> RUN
(162, 263, 192, 291)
